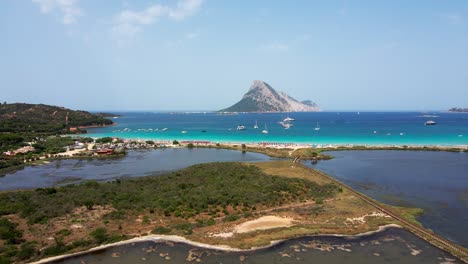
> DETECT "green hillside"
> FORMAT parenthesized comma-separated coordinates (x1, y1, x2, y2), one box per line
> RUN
(0, 103, 113, 133)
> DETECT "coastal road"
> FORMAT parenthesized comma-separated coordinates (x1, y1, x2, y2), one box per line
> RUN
(294, 158, 468, 261)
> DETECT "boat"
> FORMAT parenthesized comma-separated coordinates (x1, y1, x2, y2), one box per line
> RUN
(262, 124, 269, 134)
(283, 116, 295, 122)
(280, 122, 292, 129)
(161, 128, 168, 131)
(181, 131, 187, 134)
(254, 120, 259, 129)
(425, 120, 437, 126)
(314, 122, 320, 131)
(237, 125, 246, 130)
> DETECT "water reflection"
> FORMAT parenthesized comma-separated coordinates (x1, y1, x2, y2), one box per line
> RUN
(0, 148, 270, 191)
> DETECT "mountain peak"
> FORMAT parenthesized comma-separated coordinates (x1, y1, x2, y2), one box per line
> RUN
(220, 80, 319, 112)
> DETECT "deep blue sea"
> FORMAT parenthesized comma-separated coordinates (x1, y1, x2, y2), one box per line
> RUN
(87, 112, 468, 145)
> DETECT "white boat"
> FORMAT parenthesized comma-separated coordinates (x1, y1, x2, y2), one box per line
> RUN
(425, 120, 437, 126)
(237, 125, 246, 130)
(254, 120, 259, 129)
(161, 128, 168, 131)
(181, 131, 188, 134)
(262, 124, 269, 134)
(280, 122, 292, 129)
(283, 116, 295, 122)
(314, 122, 320, 131)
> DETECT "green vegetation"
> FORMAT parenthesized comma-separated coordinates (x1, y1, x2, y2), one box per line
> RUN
(0, 103, 113, 133)
(172, 140, 179, 145)
(95, 137, 113, 144)
(0, 218, 23, 244)
(0, 163, 340, 223)
(33, 136, 75, 154)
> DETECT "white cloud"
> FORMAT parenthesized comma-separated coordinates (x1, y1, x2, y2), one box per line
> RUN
(32, 0, 83, 25)
(169, 0, 203, 20)
(437, 13, 463, 25)
(112, 0, 204, 40)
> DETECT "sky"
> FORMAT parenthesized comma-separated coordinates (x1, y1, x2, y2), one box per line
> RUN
(0, 0, 467, 111)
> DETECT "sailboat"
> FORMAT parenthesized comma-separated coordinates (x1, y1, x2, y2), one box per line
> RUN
(262, 124, 269, 134)
(314, 122, 320, 131)
(254, 120, 259, 129)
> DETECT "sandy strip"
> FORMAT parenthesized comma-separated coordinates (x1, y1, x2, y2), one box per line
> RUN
(235, 216, 295, 233)
(32, 224, 402, 264)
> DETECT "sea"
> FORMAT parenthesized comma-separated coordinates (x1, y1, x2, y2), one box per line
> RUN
(86, 112, 468, 146)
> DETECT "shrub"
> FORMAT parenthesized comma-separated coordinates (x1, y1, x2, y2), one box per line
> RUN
(83, 200, 94, 210)
(90, 227, 109, 244)
(0, 218, 23, 244)
(187, 143, 194, 149)
(16, 242, 37, 261)
(152, 226, 172, 234)
(55, 229, 72, 237)
(223, 214, 240, 222)
(172, 140, 179, 145)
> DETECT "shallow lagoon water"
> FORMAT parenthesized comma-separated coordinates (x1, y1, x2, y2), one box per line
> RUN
(51, 228, 461, 264)
(308, 150, 468, 248)
(0, 148, 270, 191)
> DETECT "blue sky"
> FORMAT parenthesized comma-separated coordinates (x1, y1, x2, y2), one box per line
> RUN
(1, 0, 467, 111)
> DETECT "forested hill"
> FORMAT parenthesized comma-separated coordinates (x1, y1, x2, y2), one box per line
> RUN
(0, 103, 113, 133)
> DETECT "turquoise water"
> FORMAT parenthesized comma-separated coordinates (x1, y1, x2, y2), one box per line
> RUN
(86, 112, 468, 145)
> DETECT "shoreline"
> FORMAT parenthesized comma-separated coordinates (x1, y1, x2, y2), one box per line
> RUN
(81, 135, 468, 151)
(31, 224, 402, 264)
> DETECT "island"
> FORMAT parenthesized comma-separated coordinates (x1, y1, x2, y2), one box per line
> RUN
(220, 80, 320, 112)
(448, 107, 468, 113)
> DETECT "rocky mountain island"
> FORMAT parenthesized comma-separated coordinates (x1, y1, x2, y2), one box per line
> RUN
(220, 80, 319, 112)
(448, 107, 468, 113)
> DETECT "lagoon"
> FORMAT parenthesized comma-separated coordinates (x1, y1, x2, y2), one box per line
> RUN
(50, 228, 461, 264)
(309, 150, 468, 248)
(0, 148, 270, 191)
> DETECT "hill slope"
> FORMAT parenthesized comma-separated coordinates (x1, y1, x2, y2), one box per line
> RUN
(0, 103, 113, 133)
(220, 80, 319, 112)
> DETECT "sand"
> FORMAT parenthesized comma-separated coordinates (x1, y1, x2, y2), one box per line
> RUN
(235, 216, 295, 233)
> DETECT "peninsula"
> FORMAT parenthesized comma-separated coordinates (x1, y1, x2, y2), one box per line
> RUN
(220, 80, 320, 112)
(0, 161, 430, 263)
